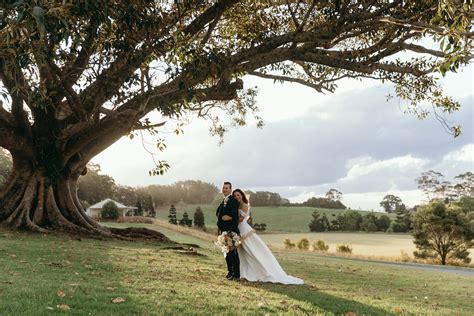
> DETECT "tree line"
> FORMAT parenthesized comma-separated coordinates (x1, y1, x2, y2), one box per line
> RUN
(291, 189, 347, 209)
(75, 163, 219, 208)
(309, 210, 395, 233)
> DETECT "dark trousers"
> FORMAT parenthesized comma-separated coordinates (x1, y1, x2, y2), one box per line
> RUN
(225, 249, 240, 277)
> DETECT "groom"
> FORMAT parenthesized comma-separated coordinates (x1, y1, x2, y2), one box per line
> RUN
(216, 181, 240, 280)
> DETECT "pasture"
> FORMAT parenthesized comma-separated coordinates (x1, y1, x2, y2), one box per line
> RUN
(260, 232, 416, 258)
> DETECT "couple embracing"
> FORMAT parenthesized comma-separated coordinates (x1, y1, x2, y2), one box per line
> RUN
(216, 182, 303, 284)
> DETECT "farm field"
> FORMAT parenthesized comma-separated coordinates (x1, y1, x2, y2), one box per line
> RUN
(155, 204, 394, 233)
(259, 232, 416, 258)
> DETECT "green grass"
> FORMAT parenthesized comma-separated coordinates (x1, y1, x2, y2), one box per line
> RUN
(1, 225, 473, 315)
(155, 204, 394, 233)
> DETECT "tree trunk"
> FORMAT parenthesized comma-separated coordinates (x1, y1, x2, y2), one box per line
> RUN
(0, 162, 107, 234)
(0, 157, 170, 241)
(440, 252, 447, 265)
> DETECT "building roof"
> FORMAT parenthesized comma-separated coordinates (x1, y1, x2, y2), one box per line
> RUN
(87, 198, 137, 210)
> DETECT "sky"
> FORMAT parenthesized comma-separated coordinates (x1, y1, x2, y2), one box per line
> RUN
(93, 64, 473, 211)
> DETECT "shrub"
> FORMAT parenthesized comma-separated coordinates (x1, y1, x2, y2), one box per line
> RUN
(193, 206, 205, 229)
(400, 250, 411, 262)
(309, 210, 330, 232)
(312, 240, 329, 251)
(376, 214, 391, 231)
(179, 211, 192, 227)
(297, 238, 310, 250)
(360, 213, 378, 232)
(283, 238, 295, 249)
(391, 222, 408, 233)
(101, 201, 119, 220)
(333, 211, 362, 231)
(168, 204, 177, 224)
(253, 223, 267, 232)
(336, 244, 352, 253)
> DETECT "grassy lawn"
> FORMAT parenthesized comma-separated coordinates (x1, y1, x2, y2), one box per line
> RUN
(155, 204, 394, 233)
(1, 225, 473, 315)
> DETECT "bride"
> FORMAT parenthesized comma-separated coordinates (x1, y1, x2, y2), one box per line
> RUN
(232, 189, 304, 285)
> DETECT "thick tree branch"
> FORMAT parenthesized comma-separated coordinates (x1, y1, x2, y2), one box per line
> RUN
(0, 100, 14, 126)
(78, 0, 240, 121)
(400, 43, 447, 58)
(249, 70, 325, 92)
(65, 78, 244, 167)
(379, 17, 474, 37)
(60, 16, 100, 86)
(0, 63, 31, 134)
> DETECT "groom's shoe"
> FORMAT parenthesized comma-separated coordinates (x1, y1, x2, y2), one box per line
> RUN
(225, 273, 233, 280)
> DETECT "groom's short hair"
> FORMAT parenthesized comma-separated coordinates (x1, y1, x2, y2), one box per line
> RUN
(223, 181, 232, 189)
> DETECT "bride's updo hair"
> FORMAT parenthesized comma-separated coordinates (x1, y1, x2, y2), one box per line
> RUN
(233, 188, 249, 204)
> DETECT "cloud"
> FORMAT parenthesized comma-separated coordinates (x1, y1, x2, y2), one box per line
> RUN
(432, 144, 474, 179)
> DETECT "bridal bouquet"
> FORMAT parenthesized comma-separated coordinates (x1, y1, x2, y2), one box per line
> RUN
(215, 231, 241, 254)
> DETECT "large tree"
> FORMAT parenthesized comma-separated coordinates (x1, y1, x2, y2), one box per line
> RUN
(380, 194, 403, 213)
(412, 201, 473, 265)
(0, 1, 472, 235)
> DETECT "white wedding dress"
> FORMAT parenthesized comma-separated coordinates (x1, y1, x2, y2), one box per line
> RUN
(237, 208, 304, 284)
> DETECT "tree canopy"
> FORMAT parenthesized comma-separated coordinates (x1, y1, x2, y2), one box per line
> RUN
(0, 0, 472, 234)
(412, 201, 473, 265)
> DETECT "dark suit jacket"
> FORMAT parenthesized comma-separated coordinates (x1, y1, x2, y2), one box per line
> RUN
(216, 195, 240, 235)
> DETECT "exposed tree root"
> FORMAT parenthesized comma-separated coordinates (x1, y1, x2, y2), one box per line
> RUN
(0, 171, 175, 243)
(109, 227, 173, 242)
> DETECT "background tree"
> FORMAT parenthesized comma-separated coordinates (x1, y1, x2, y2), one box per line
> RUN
(376, 214, 391, 232)
(77, 163, 117, 205)
(453, 172, 474, 199)
(146, 195, 156, 218)
(101, 201, 119, 221)
(308, 210, 329, 232)
(193, 206, 205, 229)
(416, 170, 449, 201)
(179, 211, 192, 227)
(392, 204, 411, 232)
(245, 191, 284, 207)
(301, 197, 347, 209)
(168, 205, 177, 225)
(146, 181, 218, 206)
(114, 185, 139, 208)
(412, 201, 473, 265)
(325, 189, 343, 202)
(380, 194, 404, 214)
(360, 213, 378, 232)
(134, 200, 144, 217)
(0, 1, 471, 235)
(337, 211, 362, 231)
(455, 197, 474, 214)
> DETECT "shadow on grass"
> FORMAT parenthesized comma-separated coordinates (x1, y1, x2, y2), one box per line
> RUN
(243, 281, 396, 316)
